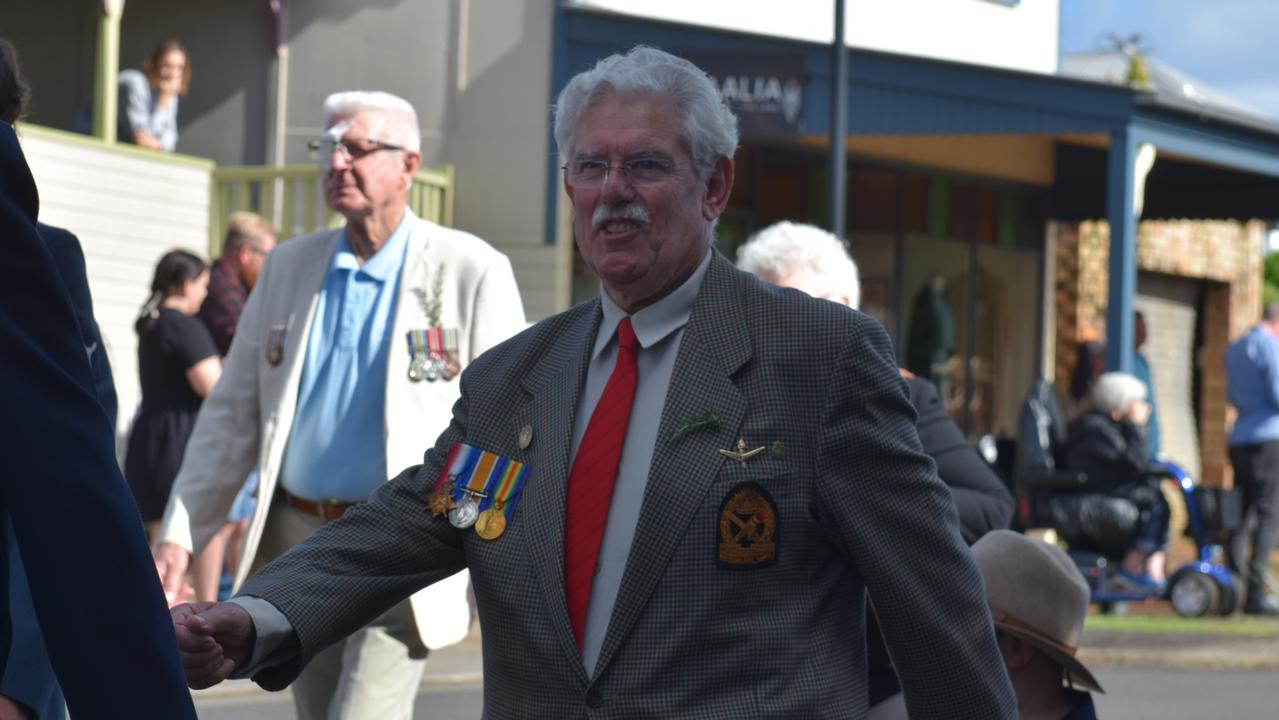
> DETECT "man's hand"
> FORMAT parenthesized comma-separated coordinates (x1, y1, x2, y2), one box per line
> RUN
(154, 541, 194, 606)
(0, 695, 32, 720)
(171, 602, 256, 689)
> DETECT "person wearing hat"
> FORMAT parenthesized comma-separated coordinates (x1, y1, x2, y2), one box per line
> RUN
(973, 530, 1102, 719)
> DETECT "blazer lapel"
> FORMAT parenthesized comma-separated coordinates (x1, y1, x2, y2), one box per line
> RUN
(521, 302, 602, 681)
(592, 255, 752, 677)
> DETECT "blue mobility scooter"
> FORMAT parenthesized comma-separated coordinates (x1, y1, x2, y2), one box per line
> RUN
(1015, 380, 1242, 617)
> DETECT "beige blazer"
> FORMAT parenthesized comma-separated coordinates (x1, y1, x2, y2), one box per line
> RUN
(158, 211, 526, 649)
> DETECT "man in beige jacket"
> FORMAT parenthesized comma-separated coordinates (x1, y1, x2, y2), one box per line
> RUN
(153, 90, 525, 719)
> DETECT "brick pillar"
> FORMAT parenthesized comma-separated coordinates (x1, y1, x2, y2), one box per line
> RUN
(1200, 283, 1231, 488)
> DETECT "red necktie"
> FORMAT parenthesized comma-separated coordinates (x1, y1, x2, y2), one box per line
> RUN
(564, 317, 639, 649)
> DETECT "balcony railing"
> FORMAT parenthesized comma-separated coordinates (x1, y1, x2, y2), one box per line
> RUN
(210, 164, 455, 255)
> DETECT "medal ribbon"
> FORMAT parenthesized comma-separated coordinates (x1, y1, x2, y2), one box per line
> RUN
(408, 329, 429, 359)
(431, 442, 465, 494)
(484, 457, 529, 521)
(427, 327, 446, 361)
(440, 442, 529, 517)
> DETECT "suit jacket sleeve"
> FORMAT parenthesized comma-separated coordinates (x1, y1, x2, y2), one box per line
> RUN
(238, 378, 472, 690)
(818, 314, 1015, 718)
(0, 123, 196, 718)
(908, 377, 1014, 543)
(159, 253, 271, 554)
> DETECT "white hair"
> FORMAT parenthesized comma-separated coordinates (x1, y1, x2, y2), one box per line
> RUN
(553, 46, 738, 177)
(322, 90, 421, 152)
(1091, 372, 1147, 415)
(736, 222, 861, 309)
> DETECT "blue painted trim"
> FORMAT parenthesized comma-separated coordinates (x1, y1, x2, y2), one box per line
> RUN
(544, 3, 572, 246)
(1105, 126, 1136, 374)
(1132, 110, 1279, 181)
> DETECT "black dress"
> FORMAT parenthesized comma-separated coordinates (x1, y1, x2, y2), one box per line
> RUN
(124, 308, 218, 521)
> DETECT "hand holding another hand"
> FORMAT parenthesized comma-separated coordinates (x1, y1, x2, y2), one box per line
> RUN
(171, 602, 255, 689)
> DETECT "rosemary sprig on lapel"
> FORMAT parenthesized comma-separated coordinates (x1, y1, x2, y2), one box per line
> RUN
(670, 409, 721, 444)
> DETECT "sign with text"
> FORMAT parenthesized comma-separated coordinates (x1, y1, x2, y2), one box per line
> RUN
(684, 51, 806, 140)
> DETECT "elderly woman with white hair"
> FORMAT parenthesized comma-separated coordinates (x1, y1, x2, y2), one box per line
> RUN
(1065, 371, 1170, 589)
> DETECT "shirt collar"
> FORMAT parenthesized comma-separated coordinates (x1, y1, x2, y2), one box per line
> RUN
(593, 250, 712, 359)
(332, 208, 415, 281)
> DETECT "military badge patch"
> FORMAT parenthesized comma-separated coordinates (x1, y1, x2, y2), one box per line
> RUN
(717, 482, 779, 569)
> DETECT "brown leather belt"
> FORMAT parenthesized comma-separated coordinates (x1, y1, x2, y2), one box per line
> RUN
(280, 489, 358, 521)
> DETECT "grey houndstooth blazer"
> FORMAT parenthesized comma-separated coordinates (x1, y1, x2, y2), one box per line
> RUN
(240, 252, 1016, 719)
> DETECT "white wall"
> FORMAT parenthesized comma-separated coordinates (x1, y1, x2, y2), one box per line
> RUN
(571, 0, 1060, 74)
(18, 125, 214, 447)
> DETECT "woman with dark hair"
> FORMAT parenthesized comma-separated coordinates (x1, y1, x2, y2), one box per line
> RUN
(118, 40, 190, 151)
(125, 249, 220, 540)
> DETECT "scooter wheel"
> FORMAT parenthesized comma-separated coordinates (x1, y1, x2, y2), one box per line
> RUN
(1217, 573, 1247, 616)
(1170, 571, 1220, 617)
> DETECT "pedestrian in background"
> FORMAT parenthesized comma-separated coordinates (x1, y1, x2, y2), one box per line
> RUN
(191, 211, 277, 603)
(155, 89, 526, 719)
(125, 249, 221, 542)
(1225, 302, 1279, 615)
(1132, 310, 1161, 459)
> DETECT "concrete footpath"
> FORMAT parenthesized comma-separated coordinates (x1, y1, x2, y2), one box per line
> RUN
(1080, 626, 1279, 671)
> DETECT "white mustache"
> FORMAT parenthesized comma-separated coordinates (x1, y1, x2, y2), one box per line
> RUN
(592, 202, 650, 230)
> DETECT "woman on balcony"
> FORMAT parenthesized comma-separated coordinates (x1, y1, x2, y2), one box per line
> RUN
(125, 250, 220, 542)
(117, 40, 189, 152)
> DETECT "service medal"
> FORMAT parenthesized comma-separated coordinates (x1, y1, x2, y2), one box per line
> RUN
(407, 330, 431, 382)
(428, 488, 455, 517)
(448, 493, 481, 528)
(475, 506, 507, 540)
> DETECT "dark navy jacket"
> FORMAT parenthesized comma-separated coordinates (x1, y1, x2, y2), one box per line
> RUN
(0, 121, 195, 718)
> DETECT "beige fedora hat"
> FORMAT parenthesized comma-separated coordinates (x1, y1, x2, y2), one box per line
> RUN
(971, 530, 1103, 693)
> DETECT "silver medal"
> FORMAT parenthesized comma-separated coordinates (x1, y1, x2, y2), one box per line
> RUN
(408, 354, 430, 382)
(448, 493, 480, 528)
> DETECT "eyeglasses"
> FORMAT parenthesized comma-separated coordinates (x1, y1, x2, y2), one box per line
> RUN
(561, 156, 684, 188)
(307, 137, 405, 163)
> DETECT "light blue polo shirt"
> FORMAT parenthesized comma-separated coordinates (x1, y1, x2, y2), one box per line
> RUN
(278, 211, 412, 502)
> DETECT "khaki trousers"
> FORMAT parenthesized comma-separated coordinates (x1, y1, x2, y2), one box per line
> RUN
(254, 498, 428, 720)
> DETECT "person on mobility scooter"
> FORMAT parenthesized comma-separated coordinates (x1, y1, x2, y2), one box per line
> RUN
(1017, 372, 1243, 617)
(1064, 372, 1169, 590)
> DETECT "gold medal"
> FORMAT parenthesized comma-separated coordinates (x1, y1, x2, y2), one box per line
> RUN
(428, 488, 455, 517)
(475, 502, 506, 540)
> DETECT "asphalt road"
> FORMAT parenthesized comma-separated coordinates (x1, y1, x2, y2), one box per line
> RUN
(1091, 666, 1275, 718)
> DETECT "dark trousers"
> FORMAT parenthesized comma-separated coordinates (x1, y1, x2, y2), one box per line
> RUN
(1228, 440, 1279, 592)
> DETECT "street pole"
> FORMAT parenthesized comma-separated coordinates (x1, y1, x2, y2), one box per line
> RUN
(828, 0, 848, 239)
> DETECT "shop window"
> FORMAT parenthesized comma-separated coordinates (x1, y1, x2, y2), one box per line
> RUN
(849, 168, 897, 232)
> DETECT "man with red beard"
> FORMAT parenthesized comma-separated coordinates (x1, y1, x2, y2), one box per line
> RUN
(155, 91, 526, 719)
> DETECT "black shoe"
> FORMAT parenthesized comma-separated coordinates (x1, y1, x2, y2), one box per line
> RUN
(1243, 594, 1279, 616)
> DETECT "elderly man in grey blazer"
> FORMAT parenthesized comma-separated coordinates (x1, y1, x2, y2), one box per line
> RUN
(155, 90, 526, 719)
(172, 48, 1015, 719)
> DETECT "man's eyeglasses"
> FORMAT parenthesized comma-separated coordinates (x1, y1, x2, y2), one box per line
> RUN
(307, 137, 405, 163)
(562, 156, 684, 188)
